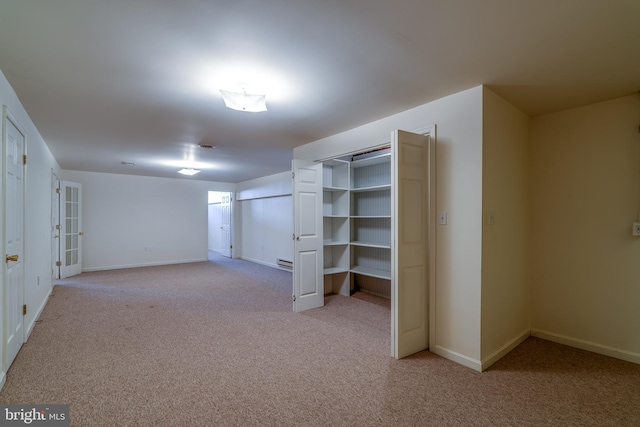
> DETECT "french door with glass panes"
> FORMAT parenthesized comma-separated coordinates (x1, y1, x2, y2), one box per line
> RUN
(60, 181, 82, 278)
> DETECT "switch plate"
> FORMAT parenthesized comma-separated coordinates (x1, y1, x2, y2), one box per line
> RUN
(438, 211, 447, 225)
(633, 223, 640, 237)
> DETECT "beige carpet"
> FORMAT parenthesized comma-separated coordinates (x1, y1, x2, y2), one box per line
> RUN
(1, 255, 639, 426)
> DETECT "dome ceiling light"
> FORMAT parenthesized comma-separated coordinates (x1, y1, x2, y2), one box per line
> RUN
(177, 168, 201, 176)
(219, 87, 267, 112)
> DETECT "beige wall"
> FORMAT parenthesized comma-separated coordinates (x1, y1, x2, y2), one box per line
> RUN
(481, 88, 531, 367)
(530, 94, 640, 361)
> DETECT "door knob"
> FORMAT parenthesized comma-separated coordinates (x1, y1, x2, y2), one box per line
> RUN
(5, 254, 18, 262)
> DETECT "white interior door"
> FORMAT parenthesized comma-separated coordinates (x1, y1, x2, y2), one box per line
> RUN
(3, 107, 25, 370)
(60, 181, 82, 278)
(292, 160, 324, 312)
(220, 193, 232, 258)
(392, 129, 431, 359)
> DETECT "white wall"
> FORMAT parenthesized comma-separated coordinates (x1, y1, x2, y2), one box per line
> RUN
(236, 170, 292, 200)
(530, 94, 640, 363)
(481, 87, 531, 368)
(238, 196, 292, 268)
(1, 70, 61, 389)
(60, 170, 235, 271)
(294, 86, 484, 367)
(236, 171, 293, 269)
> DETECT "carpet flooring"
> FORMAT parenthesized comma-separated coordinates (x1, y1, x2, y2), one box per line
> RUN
(1, 255, 639, 426)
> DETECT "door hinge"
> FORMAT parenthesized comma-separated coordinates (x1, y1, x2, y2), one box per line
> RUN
(56, 261, 62, 267)
(55, 224, 61, 230)
(292, 294, 296, 302)
(230, 245, 232, 249)
(292, 171, 295, 179)
(56, 188, 61, 194)
(23, 304, 27, 316)
(23, 154, 27, 165)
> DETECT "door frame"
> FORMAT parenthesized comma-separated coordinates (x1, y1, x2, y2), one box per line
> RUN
(207, 191, 234, 259)
(220, 192, 232, 258)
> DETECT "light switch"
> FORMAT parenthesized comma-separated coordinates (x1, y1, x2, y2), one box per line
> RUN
(438, 211, 447, 225)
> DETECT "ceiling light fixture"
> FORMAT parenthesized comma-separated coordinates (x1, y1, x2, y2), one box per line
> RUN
(178, 168, 201, 176)
(219, 88, 267, 112)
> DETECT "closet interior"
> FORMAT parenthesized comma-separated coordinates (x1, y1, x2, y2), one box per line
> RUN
(322, 147, 392, 300)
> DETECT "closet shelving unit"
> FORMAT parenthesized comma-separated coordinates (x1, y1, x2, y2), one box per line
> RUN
(322, 159, 350, 295)
(323, 151, 392, 298)
(322, 159, 350, 277)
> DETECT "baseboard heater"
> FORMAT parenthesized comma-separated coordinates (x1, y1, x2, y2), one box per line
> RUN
(276, 259, 293, 270)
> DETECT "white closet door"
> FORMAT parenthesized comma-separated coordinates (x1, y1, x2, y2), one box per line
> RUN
(392, 129, 430, 359)
(220, 193, 232, 258)
(292, 160, 324, 312)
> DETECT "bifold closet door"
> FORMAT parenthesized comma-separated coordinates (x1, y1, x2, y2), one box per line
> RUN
(392, 129, 430, 359)
(292, 160, 324, 312)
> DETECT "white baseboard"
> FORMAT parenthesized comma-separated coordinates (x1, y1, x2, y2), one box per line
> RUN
(532, 329, 640, 365)
(431, 330, 531, 372)
(239, 256, 284, 271)
(431, 345, 482, 372)
(81, 258, 208, 272)
(2, 283, 54, 393)
(481, 329, 531, 371)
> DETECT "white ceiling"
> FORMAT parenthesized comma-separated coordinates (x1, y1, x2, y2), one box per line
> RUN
(1, 0, 639, 183)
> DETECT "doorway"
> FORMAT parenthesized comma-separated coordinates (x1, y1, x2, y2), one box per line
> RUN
(208, 191, 233, 259)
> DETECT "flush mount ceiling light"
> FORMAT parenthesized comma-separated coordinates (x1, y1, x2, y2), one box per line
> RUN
(219, 88, 267, 112)
(177, 168, 201, 176)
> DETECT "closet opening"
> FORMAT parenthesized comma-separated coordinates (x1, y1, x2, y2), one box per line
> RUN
(293, 127, 434, 359)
